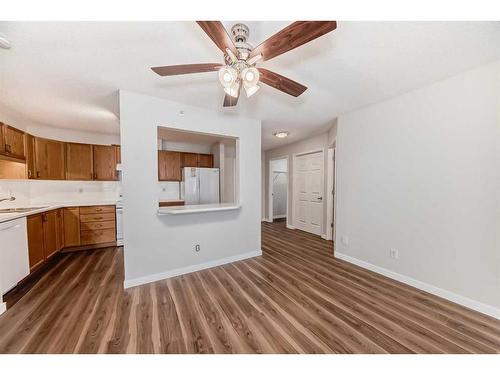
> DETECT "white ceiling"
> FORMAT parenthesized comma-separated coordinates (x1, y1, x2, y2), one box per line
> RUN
(0, 21, 499, 150)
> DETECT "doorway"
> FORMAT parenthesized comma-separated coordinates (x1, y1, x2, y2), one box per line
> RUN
(268, 157, 289, 225)
(293, 150, 324, 236)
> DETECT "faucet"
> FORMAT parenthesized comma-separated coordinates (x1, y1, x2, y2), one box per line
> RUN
(0, 190, 16, 203)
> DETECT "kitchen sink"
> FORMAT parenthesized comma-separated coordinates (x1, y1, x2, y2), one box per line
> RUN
(0, 207, 48, 214)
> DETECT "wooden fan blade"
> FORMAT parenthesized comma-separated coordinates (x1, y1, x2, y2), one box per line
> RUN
(250, 21, 337, 61)
(151, 63, 223, 76)
(196, 21, 237, 55)
(223, 87, 240, 107)
(258, 68, 307, 97)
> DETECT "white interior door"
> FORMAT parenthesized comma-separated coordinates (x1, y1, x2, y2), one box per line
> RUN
(294, 151, 324, 235)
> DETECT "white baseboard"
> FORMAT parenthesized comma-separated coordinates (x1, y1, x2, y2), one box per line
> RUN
(273, 214, 286, 219)
(321, 234, 327, 240)
(0, 302, 5, 315)
(124, 250, 262, 289)
(261, 218, 273, 223)
(286, 224, 295, 230)
(335, 252, 500, 320)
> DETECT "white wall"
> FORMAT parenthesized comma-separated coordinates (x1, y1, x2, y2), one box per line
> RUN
(335, 60, 500, 316)
(119, 91, 261, 287)
(264, 132, 330, 234)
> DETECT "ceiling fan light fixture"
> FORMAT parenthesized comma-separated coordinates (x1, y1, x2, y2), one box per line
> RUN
(241, 67, 260, 86)
(244, 84, 260, 98)
(224, 81, 240, 98)
(218, 66, 238, 88)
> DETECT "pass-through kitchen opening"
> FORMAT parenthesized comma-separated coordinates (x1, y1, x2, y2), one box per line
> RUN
(157, 126, 238, 212)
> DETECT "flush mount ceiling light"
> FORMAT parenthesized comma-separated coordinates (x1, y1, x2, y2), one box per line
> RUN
(151, 21, 337, 107)
(274, 131, 289, 138)
(0, 33, 11, 49)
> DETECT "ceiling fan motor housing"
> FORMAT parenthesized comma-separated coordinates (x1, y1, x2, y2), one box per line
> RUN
(231, 23, 252, 60)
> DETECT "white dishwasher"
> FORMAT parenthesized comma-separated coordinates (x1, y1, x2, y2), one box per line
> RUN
(0, 217, 30, 295)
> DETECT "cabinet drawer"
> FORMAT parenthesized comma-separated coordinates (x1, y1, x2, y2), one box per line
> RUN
(80, 212, 115, 223)
(79, 205, 115, 215)
(80, 228, 116, 245)
(80, 220, 115, 231)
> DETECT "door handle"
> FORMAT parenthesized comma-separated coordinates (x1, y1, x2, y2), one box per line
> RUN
(318, 197, 323, 201)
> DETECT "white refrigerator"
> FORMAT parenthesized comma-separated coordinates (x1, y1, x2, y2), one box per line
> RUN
(182, 167, 220, 205)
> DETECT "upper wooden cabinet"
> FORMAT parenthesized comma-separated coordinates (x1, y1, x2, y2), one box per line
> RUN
(34, 137, 66, 180)
(198, 153, 214, 168)
(158, 151, 181, 181)
(92, 145, 118, 181)
(0, 123, 25, 160)
(181, 152, 199, 168)
(159, 151, 214, 181)
(25, 134, 36, 179)
(114, 145, 121, 164)
(66, 142, 93, 180)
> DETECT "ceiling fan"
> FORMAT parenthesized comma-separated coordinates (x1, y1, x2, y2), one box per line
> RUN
(151, 21, 337, 107)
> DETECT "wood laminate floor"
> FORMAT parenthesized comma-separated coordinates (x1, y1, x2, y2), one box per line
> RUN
(1, 221, 499, 353)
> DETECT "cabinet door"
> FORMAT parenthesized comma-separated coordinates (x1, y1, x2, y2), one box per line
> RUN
(66, 142, 93, 180)
(0, 123, 5, 155)
(3, 125, 26, 160)
(92, 145, 117, 181)
(25, 134, 36, 179)
(158, 151, 181, 181)
(115, 145, 121, 164)
(181, 152, 199, 168)
(55, 209, 65, 251)
(198, 154, 214, 168)
(43, 211, 59, 259)
(63, 207, 81, 247)
(27, 214, 45, 271)
(34, 137, 66, 180)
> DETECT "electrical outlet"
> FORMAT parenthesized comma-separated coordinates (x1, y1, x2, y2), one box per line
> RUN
(389, 249, 399, 259)
(195, 244, 201, 252)
(341, 235, 349, 246)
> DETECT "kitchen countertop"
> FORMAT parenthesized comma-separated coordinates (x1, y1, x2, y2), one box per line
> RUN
(158, 203, 241, 215)
(0, 200, 118, 223)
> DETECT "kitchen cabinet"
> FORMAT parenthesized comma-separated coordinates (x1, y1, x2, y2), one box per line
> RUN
(66, 142, 93, 180)
(63, 207, 80, 247)
(181, 152, 199, 168)
(115, 145, 121, 164)
(158, 150, 181, 181)
(34, 137, 66, 180)
(25, 134, 35, 179)
(27, 214, 45, 271)
(26, 209, 63, 271)
(92, 145, 118, 181)
(55, 209, 65, 251)
(43, 210, 59, 259)
(1, 124, 26, 160)
(79, 205, 116, 246)
(198, 153, 214, 168)
(0, 123, 4, 156)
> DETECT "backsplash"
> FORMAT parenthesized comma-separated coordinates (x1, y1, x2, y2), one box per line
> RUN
(158, 181, 180, 200)
(0, 180, 121, 207)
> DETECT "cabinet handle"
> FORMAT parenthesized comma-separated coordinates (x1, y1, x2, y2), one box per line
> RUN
(36, 171, 41, 178)
(28, 170, 32, 178)
(95, 208, 102, 212)
(5, 144, 11, 153)
(93, 173, 97, 180)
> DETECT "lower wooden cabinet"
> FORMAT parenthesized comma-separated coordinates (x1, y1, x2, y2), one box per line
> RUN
(27, 209, 64, 271)
(26, 205, 116, 273)
(63, 207, 81, 247)
(26, 214, 45, 271)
